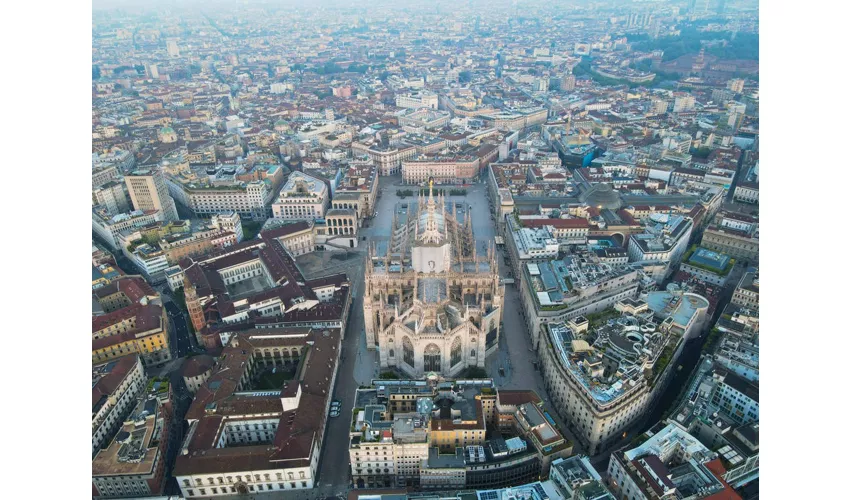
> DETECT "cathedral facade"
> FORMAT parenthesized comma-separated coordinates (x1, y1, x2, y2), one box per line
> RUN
(363, 185, 504, 378)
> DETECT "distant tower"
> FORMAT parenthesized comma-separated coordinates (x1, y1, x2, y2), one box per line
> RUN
(183, 274, 206, 340)
(166, 39, 180, 58)
(717, 0, 727, 15)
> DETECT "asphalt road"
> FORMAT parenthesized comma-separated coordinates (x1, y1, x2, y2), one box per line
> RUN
(164, 300, 196, 359)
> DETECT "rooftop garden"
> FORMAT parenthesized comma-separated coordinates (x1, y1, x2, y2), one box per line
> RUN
(146, 377, 169, 395)
(540, 303, 568, 311)
(585, 308, 622, 330)
(651, 343, 676, 382)
(682, 245, 736, 276)
(702, 327, 724, 354)
(351, 408, 365, 432)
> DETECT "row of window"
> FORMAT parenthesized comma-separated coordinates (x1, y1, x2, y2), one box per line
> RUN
(186, 482, 308, 496)
(186, 470, 304, 487)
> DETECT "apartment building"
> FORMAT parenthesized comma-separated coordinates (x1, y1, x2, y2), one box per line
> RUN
(607, 422, 739, 500)
(92, 355, 146, 456)
(93, 180, 131, 216)
(92, 277, 171, 366)
(92, 383, 173, 499)
(93, 164, 121, 189)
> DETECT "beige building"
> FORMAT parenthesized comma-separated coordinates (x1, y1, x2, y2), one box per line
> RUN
(402, 156, 480, 185)
(731, 270, 759, 311)
(126, 168, 179, 221)
(272, 171, 329, 220)
(92, 354, 146, 455)
(261, 221, 316, 256)
(169, 181, 270, 219)
(317, 208, 359, 249)
(701, 211, 759, 263)
(182, 354, 216, 394)
(351, 141, 417, 176)
(396, 91, 439, 110)
(335, 162, 379, 222)
(93, 180, 131, 216)
(539, 292, 709, 454)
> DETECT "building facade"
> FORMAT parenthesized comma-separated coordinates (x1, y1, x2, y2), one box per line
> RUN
(272, 171, 330, 220)
(125, 168, 179, 221)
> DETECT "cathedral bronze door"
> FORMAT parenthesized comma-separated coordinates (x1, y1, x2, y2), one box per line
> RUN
(423, 344, 441, 372)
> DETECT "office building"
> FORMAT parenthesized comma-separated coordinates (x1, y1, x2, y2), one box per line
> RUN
(538, 291, 709, 454)
(272, 171, 330, 220)
(627, 215, 693, 283)
(126, 168, 179, 222)
(94, 180, 131, 216)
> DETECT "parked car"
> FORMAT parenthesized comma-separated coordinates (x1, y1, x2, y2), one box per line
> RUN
(330, 410, 340, 418)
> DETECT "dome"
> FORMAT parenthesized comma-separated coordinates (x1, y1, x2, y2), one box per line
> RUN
(159, 126, 175, 135)
(580, 183, 622, 210)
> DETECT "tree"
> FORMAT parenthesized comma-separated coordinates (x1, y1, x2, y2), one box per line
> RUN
(458, 70, 473, 83)
(92, 65, 101, 80)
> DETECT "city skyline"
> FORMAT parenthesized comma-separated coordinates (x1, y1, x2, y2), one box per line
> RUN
(89, 1, 760, 499)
